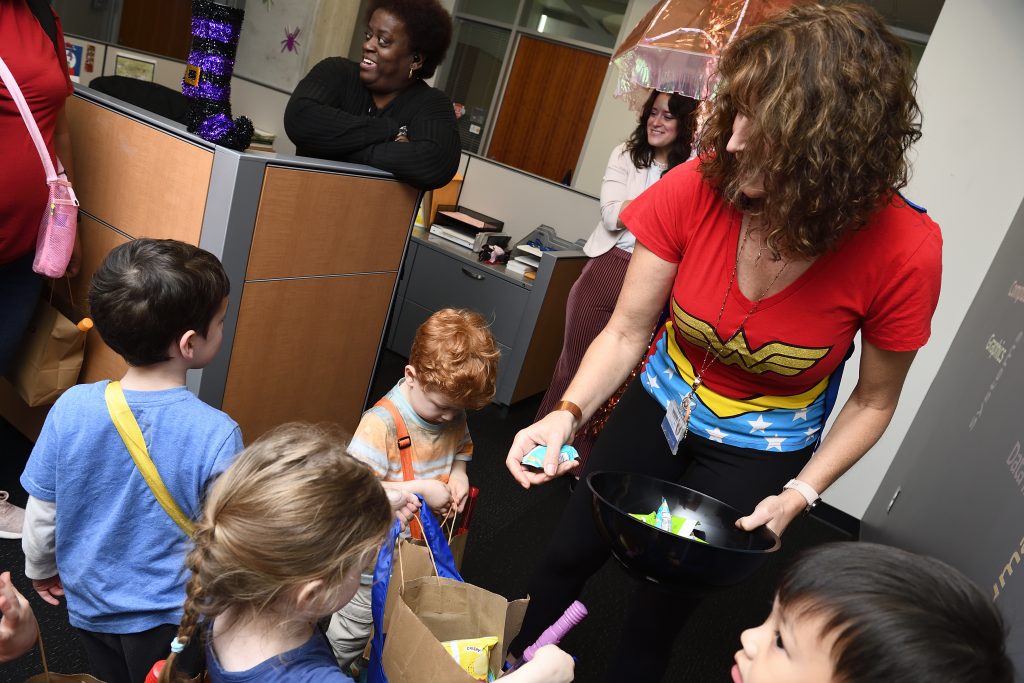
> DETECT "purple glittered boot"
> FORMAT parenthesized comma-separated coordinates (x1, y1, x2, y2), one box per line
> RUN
(182, 0, 253, 151)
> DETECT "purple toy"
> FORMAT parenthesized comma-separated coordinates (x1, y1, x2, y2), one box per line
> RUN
(519, 600, 588, 666)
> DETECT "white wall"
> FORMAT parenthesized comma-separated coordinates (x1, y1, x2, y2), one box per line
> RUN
(234, 0, 322, 92)
(822, 0, 1024, 517)
(573, 0, 659, 197)
(458, 155, 598, 244)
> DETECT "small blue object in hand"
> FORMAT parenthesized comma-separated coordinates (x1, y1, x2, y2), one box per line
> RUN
(521, 444, 579, 469)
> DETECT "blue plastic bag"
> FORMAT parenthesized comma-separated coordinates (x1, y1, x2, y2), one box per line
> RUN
(368, 498, 463, 683)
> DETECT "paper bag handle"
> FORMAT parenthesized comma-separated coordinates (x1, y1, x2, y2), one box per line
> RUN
(368, 495, 462, 683)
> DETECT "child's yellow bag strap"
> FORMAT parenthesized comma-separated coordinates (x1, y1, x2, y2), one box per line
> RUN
(104, 381, 195, 537)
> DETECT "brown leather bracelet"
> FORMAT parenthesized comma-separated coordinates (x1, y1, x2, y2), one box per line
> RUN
(552, 400, 583, 424)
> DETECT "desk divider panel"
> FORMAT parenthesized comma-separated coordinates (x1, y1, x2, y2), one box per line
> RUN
(245, 167, 418, 280)
(66, 97, 213, 244)
(222, 167, 419, 440)
(71, 215, 130, 385)
(221, 274, 397, 438)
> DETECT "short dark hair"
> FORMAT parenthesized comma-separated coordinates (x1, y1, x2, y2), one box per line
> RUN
(88, 239, 230, 367)
(777, 542, 1014, 683)
(627, 90, 699, 173)
(368, 0, 452, 79)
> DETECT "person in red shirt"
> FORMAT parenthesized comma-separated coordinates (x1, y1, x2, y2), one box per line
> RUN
(504, 5, 942, 682)
(0, 0, 79, 537)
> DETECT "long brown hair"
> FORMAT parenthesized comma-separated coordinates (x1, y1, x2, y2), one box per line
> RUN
(698, 4, 922, 258)
(159, 424, 391, 682)
(627, 90, 699, 173)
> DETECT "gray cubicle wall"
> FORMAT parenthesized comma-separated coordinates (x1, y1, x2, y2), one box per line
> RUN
(863, 199, 1024, 674)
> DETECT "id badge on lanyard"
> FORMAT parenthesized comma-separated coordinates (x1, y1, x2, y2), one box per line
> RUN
(661, 398, 686, 455)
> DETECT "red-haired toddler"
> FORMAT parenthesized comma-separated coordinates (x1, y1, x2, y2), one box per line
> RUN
(327, 307, 500, 671)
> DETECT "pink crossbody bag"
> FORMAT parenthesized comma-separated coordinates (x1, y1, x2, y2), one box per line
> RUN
(0, 55, 79, 278)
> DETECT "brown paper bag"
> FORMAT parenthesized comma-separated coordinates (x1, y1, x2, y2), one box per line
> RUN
(8, 297, 85, 407)
(448, 530, 468, 570)
(381, 576, 528, 683)
(362, 533, 473, 663)
(383, 530, 468, 628)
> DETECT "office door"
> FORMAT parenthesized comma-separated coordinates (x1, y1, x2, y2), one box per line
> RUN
(487, 36, 607, 184)
(118, 0, 192, 61)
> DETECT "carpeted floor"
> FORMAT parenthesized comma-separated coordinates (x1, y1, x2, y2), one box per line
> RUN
(0, 351, 851, 682)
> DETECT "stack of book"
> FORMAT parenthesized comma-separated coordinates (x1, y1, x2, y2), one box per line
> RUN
(505, 243, 543, 278)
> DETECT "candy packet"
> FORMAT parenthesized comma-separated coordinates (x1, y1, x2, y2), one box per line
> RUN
(521, 444, 579, 469)
(440, 636, 499, 681)
(630, 497, 708, 543)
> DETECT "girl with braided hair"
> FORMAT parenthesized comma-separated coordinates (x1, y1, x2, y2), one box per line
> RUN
(157, 424, 393, 682)
(158, 423, 574, 683)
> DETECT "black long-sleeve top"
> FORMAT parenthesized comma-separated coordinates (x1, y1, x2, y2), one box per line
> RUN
(284, 58, 461, 191)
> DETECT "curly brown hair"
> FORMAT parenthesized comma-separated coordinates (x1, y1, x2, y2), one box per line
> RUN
(698, 4, 922, 258)
(409, 308, 499, 410)
(369, 0, 452, 79)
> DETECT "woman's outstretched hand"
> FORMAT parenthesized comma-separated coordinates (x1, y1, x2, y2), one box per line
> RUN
(505, 411, 580, 489)
(735, 489, 806, 536)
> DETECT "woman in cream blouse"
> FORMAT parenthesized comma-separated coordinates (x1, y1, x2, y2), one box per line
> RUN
(535, 90, 699, 470)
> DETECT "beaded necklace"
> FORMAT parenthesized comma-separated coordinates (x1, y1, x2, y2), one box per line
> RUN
(678, 215, 789, 440)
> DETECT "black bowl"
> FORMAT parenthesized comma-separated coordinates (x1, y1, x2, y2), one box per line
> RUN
(587, 471, 780, 592)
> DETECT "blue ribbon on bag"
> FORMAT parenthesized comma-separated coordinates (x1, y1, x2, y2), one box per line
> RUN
(368, 497, 463, 683)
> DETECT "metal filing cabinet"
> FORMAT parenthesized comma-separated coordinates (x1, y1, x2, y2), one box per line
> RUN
(388, 228, 586, 406)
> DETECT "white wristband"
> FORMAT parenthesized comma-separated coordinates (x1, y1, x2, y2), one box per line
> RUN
(783, 479, 820, 510)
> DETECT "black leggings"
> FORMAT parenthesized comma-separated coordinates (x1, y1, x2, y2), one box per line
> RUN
(76, 623, 204, 683)
(508, 380, 814, 683)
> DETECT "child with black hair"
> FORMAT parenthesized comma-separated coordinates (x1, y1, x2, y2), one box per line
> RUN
(20, 238, 242, 683)
(733, 542, 1014, 683)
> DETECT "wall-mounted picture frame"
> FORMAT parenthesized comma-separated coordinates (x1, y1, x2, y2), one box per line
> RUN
(114, 53, 156, 82)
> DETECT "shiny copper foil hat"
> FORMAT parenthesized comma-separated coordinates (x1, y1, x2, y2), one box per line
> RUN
(612, 0, 799, 107)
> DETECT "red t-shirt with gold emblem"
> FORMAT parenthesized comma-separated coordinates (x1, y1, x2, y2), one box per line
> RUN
(620, 158, 941, 452)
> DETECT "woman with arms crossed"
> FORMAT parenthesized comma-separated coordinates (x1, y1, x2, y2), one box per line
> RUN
(505, 5, 942, 682)
(535, 90, 698, 470)
(284, 0, 460, 190)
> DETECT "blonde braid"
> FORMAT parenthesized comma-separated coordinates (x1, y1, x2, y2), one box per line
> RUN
(158, 530, 210, 682)
(159, 423, 391, 681)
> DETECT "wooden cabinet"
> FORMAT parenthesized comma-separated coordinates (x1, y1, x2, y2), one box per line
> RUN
(388, 229, 586, 406)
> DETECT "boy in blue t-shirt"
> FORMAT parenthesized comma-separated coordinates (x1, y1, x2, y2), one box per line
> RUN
(20, 239, 242, 683)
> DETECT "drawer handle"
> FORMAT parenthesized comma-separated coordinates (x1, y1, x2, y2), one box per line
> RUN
(461, 267, 485, 281)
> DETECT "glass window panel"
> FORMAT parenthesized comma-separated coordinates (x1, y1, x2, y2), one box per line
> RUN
(442, 20, 511, 153)
(456, 0, 521, 24)
(518, 0, 627, 49)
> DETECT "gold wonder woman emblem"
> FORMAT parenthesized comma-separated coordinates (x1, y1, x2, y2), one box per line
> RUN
(673, 302, 830, 376)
